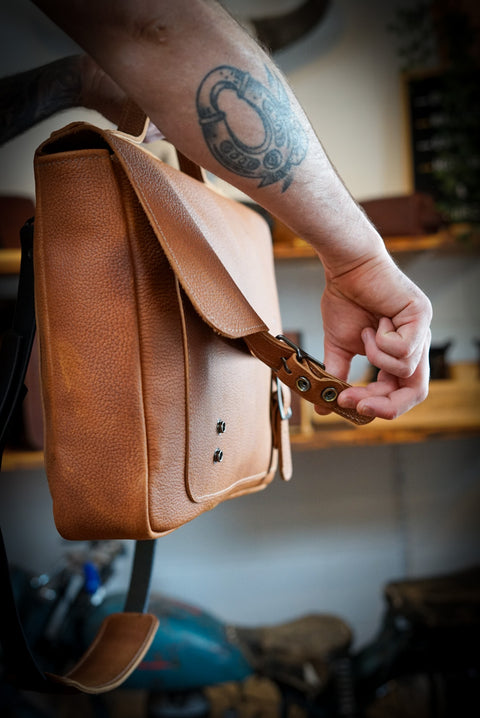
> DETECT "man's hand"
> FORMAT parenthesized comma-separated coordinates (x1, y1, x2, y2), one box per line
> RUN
(318, 252, 432, 420)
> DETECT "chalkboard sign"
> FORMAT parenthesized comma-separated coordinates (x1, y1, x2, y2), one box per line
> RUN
(405, 69, 480, 223)
(406, 72, 446, 195)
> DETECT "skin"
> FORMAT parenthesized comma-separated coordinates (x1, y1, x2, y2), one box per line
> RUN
(11, 0, 432, 419)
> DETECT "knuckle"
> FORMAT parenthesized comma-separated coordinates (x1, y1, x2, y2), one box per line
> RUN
(383, 408, 399, 421)
(396, 362, 415, 379)
(417, 385, 429, 404)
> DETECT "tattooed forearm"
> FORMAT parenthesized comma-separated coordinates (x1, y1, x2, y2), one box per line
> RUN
(0, 56, 82, 146)
(196, 65, 308, 192)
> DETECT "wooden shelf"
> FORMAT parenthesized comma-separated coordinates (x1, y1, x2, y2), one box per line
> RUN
(1, 226, 478, 272)
(3, 368, 478, 469)
(292, 364, 480, 450)
(0, 248, 21, 274)
(273, 225, 480, 260)
(2, 450, 44, 471)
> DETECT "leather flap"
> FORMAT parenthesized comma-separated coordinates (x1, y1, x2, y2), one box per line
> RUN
(36, 123, 281, 339)
(107, 132, 282, 339)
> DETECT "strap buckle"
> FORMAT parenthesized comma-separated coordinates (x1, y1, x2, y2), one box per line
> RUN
(275, 377, 292, 421)
(276, 334, 325, 373)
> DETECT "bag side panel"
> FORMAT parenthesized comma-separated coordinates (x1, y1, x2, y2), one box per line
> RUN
(34, 151, 151, 539)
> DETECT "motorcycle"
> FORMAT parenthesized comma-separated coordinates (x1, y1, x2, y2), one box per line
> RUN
(1, 540, 351, 718)
(1, 541, 479, 718)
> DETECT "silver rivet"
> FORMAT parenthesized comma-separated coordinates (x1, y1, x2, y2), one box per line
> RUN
(296, 376, 311, 392)
(216, 420, 226, 434)
(322, 387, 338, 403)
(213, 448, 224, 463)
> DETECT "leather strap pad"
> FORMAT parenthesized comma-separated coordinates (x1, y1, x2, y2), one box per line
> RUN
(46, 613, 158, 694)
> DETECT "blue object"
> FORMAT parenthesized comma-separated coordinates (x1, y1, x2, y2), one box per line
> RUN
(83, 562, 101, 595)
(83, 593, 253, 691)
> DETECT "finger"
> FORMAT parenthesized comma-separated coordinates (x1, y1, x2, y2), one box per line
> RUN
(376, 316, 411, 357)
(338, 378, 398, 408)
(323, 345, 352, 382)
(357, 388, 420, 420)
(356, 339, 430, 419)
(371, 316, 424, 361)
(362, 324, 426, 379)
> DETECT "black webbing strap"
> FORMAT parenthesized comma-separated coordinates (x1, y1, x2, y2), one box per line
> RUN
(0, 219, 36, 463)
(124, 539, 157, 614)
(0, 221, 157, 693)
(0, 219, 55, 691)
(0, 528, 55, 692)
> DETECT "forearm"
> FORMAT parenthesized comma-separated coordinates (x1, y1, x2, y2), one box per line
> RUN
(0, 56, 83, 146)
(31, 0, 387, 274)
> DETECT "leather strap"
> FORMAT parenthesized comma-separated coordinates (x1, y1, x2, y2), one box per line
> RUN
(117, 99, 149, 140)
(46, 613, 158, 694)
(47, 540, 159, 693)
(0, 528, 158, 694)
(124, 540, 157, 613)
(0, 532, 158, 694)
(116, 101, 204, 184)
(177, 151, 205, 182)
(246, 332, 374, 426)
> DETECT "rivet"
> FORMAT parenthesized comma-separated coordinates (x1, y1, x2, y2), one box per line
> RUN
(213, 448, 224, 463)
(296, 376, 311, 392)
(216, 420, 226, 434)
(322, 387, 338, 403)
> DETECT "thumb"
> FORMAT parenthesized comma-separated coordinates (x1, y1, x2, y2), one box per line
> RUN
(323, 344, 352, 382)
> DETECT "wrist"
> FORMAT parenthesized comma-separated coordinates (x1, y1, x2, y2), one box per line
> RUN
(310, 202, 390, 278)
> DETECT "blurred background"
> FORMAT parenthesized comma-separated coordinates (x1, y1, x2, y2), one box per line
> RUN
(0, 0, 479, 662)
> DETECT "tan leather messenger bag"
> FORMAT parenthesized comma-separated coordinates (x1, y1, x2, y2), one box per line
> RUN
(0, 107, 371, 694)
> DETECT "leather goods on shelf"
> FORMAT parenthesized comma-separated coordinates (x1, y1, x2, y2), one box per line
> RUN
(0, 104, 371, 694)
(360, 192, 444, 236)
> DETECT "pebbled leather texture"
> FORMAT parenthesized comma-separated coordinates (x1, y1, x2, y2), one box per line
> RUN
(33, 122, 287, 540)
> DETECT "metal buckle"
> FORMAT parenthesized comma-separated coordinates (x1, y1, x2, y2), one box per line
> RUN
(276, 335, 325, 371)
(276, 377, 292, 421)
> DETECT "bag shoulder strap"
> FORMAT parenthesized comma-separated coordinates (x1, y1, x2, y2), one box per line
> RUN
(0, 527, 158, 693)
(0, 220, 36, 457)
(0, 221, 159, 694)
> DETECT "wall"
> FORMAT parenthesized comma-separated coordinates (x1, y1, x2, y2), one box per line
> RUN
(0, 0, 479, 650)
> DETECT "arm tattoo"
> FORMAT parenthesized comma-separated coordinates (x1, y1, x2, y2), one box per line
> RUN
(196, 65, 308, 192)
(0, 56, 82, 147)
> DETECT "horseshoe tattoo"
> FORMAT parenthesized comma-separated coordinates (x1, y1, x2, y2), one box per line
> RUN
(196, 65, 308, 191)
